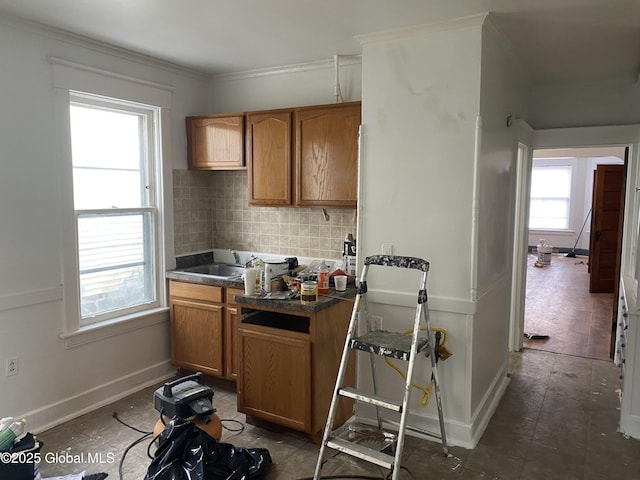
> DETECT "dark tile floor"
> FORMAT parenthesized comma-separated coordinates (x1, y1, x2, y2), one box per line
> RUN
(36, 349, 640, 480)
(524, 253, 614, 360)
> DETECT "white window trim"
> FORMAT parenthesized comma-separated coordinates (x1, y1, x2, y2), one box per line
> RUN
(51, 58, 174, 347)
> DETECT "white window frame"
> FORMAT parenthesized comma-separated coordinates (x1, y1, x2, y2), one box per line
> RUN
(529, 159, 576, 232)
(51, 58, 173, 348)
(70, 92, 161, 325)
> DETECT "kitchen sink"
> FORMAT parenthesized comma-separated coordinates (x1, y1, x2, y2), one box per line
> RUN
(176, 263, 244, 278)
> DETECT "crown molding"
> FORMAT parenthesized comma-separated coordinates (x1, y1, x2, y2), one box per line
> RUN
(355, 13, 488, 46)
(0, 11, 210, 80)
(212, 55, 362, 82)
(48, 56, 176, 92)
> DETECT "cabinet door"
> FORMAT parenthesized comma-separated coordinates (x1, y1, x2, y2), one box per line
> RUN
(171, 299, 224, 376)
(186, 115, 245, 170)
(246, 110, 292, 205)
(295, 102, 360, 207)
(238, 326, 311, 432)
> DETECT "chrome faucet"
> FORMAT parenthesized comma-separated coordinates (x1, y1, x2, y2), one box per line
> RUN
(231, 250, 241, 265)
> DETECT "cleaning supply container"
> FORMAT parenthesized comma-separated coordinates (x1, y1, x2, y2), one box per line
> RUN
(301, 281, 318, 304)
(537, 239, 553, 265)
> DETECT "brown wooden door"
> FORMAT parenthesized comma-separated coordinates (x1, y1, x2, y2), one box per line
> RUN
(294, 102, 360, 207)
(589, 164, 625, 293)
(246, 110, 292, 205)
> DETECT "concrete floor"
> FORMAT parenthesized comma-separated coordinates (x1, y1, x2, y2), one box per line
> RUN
(37, 349, 639, 480)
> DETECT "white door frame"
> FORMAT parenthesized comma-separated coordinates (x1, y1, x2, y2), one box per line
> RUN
(509, 124, 640, 352)
(509, 121, 534, 352)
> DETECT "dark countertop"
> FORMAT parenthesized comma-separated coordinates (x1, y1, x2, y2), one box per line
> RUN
(167, 266, 356, 313)
(166, 270, 244, 289)
(236, 288, 356, 314)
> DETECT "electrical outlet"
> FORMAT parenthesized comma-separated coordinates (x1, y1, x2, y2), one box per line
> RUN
(382, 244, 394, 256)
(6, 356, 18, 377)
(370, 316, 382, 331)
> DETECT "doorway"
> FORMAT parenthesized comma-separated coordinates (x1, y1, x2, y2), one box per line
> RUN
(523, 148, 625, 360)
(509, 124, 639, 359)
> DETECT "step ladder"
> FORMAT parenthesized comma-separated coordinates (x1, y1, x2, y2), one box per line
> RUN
(313, 255, 448, 480)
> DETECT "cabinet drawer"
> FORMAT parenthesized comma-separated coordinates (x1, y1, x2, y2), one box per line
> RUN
(169, 280, 223, 303)
(226, 287, 244, 306)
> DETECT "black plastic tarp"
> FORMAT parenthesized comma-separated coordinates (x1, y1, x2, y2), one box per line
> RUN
(145, 418, 271, 480)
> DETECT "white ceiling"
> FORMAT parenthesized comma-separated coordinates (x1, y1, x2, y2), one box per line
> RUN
(1, 0, 639, 85)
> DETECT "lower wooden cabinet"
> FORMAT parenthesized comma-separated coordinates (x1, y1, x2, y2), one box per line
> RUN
(238, 327, 311, 431)
(169, 280, 243, 380)
(236, 298, 354, 440)
(171, 297, 224, 376)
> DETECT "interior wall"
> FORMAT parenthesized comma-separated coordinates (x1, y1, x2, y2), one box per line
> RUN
(358, 18, 484, 446)
(528, 78, 640, 129)
(208, 60, 362, 117)
(0, 16, 209, 432)
(471, 19, 528, 423)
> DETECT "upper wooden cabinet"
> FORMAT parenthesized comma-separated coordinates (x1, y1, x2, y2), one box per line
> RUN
(186, 114, 245, 170)
(295, 103, 360, 208)
(246, 101, 361, 207)
(246, 110, 293, 205)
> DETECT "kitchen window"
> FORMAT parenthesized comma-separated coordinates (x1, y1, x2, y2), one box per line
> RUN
(69, 92, 162, 326)
(529, 164, 574, 230)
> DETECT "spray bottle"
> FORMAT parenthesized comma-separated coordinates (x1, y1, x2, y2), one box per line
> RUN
(0, 418, 26, 451)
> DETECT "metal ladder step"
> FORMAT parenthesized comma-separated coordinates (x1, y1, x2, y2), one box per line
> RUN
(338, 387, 403, 412)
(326, 437, 395, 470)
(350, 329, 430, 360)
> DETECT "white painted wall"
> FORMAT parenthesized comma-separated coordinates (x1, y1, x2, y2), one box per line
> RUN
(356, 16, 522, 447)
(0, 16, 209, 432)
(528, 78, 640, 129)
(209, 59, 362, 115)
(472, 19, 528, 422)
(352, 16, 528, 447)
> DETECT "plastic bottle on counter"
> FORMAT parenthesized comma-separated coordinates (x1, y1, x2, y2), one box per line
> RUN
(318, 261, 330, 294)
(0, 418, 26, 451)
(343, 233, 357, 276)
(251, 258, 263, 292)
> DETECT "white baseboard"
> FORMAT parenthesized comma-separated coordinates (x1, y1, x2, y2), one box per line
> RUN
(621, 412, 640, 440)
(465, 364, 511, 448)
(22, 361, 177, 434)
(355, 362, 510, 449)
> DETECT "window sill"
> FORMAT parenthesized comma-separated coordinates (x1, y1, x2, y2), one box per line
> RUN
(59, 307, 169, 349)
(529, 229, 575, 235)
